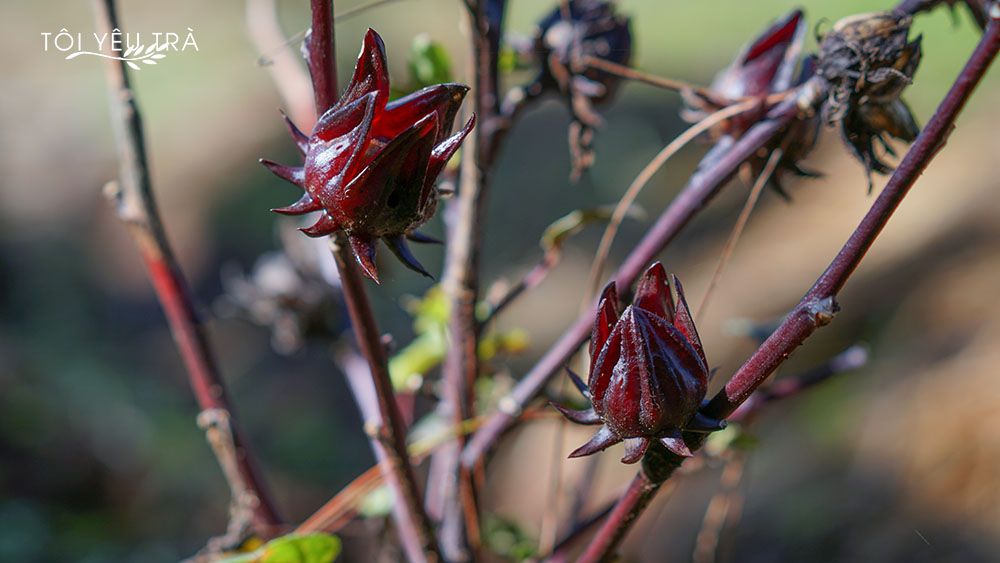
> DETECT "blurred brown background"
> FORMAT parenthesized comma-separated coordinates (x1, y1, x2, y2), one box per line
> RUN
(1, 0, 998, 561)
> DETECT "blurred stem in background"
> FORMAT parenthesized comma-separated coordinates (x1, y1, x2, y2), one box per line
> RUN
(89, 0, 282, 544)
(435, 1, 507, 559)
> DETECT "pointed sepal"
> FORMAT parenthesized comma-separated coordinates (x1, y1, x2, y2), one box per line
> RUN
(348, 234, 380, 284)
(406, 231, 443, 245)
(551, 403, 602, 425)
(670, 275, 708, 371)
(634, 262, 674, 321)
(565, 367, 590, 398)
(339, 28, 390, 109)
(300, 213, 339, 237)
(568, 425, 622, 458)
(659, 431, 693, 458)
(272, 193, 323, 216)
(386, 235, 432, 279)
(280, 109, 309, 155)
(685, 412, 727, 434)
(260, 159, 305, 187)
(423, 114, 476, 195)
(590, 281, 620, 361)
(381, 83, 470, 141)
(621, 437, 650, 464)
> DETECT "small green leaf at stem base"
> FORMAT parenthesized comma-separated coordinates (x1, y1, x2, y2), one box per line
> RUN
(218, 533, 341, 563)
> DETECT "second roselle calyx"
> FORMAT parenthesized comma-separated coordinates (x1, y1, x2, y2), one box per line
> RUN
(684, 9, 822, 200)
(261, 29, 475, 283)
(554, 263, 723, 463)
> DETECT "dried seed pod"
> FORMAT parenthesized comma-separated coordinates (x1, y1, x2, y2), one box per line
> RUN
(553, 263, 723, 463)
(261, 29, 475, 283)
(508, 0, 632, 180)
(817, 11, 922, 189)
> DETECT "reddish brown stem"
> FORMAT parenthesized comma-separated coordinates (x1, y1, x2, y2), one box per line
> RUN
(304, 2, 440, 560)
(307, 0, 337, 114)
(575, 471, 663, 563)
(461, 85, 816, 469)
(577, 13, 999, 561)
(481, 248, 560, 326)
(91, 0, 281, 537)
(709, 11, 999, 421)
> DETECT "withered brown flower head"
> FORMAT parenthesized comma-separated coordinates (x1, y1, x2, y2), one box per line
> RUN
(817, 11, 922, 189)
(507, 0, 632, 180)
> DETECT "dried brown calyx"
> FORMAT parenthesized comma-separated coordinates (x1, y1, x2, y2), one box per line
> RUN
(506, 0, 632, 181)
(817, 11, 922, 190)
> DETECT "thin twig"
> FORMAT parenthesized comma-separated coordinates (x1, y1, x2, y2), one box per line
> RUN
(695, 148, 783, 321)
(91, 0, 281, 538)
(728, 343, 869, 424)
(461, 82, 820, 470)
(585, 99, 760, 301)
(581, 55, 722, 102)
(575, 13, 1000, 561)
(480, 249, 559, 326)
(693, 453, 747, 563)
(537, 409, 568, 555)
(302, 1, 440, 560)
(336, 0, 408, 19)
(543, 479, 679, 563)
(581, 55, 791, 107)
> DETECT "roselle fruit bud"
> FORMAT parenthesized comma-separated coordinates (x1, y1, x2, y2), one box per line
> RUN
(554, 263, 723, 464)
(513, 0, 632, 179)
(261, 29, 475, 283)
(684, 9, 822, 201)
(684, 9, 806, 135)
(817, 11, 922, 189)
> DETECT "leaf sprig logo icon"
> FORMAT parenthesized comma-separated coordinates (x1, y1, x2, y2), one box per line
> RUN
(65, 41, 169, 70)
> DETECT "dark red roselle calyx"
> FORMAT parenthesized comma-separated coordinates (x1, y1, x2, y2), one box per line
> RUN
(554, 263, 723, 464)
(684, 9, 822, 200)
(261, 29, 475, 283)
(684, 9, 807, 136)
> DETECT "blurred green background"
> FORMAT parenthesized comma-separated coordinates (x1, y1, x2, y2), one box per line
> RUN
(1, 0, 999, 561)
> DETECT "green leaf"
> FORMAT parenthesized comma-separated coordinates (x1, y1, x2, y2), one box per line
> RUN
(497, 45, 520, 74)
(387, 285, 531, 391)
(218, 533, 341, 563)
(540, 206, 645, 253)
(408, 34, 453, 89)
(483, 514, 537, 560)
